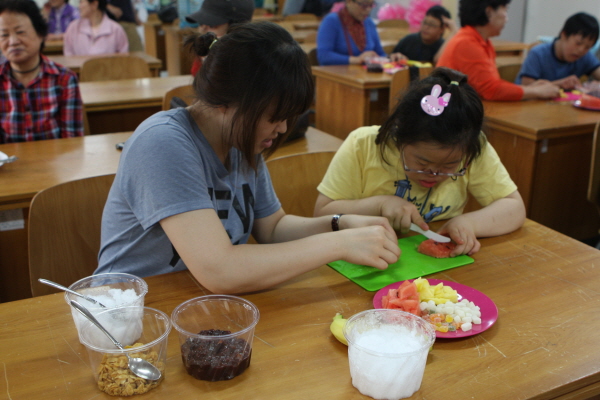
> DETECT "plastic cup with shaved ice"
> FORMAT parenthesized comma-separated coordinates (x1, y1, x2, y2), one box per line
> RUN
(65, 273, 148, 344)
(343, 309, 435, 400)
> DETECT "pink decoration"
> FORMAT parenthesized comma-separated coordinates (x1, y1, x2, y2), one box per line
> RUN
(421, 84, 451, 116)
(405, 0, 440, 32)
(377, 3, 407, 21)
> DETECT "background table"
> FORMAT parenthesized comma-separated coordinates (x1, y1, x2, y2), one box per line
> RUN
(2, 219, 600, 399)
(0, 128, 342, 303)
(80, 75, 193, 134)
(48, 51, 163, 77)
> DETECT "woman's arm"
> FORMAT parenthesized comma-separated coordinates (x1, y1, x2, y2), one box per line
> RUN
(58, 72, 84, 137)
(161, 208, 400, 294)
(314, 193, 428, 233)
(317, 15, 353, 65)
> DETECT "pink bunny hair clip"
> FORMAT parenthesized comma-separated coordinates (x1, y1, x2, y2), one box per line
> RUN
(421, 84, 451, 116)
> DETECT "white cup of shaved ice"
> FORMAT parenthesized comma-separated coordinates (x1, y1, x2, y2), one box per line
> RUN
(343, 309, 435, 400)
(65, 273, 148, 344)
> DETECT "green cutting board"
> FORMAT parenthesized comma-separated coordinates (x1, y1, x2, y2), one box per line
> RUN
(328, 235, 474, 291)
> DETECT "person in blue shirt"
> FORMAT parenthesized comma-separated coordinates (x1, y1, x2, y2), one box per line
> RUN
(316, 0, 385, 65)
(516, 12, 600, 89)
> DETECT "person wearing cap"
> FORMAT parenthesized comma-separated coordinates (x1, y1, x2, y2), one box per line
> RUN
(185, 0, 254, 75)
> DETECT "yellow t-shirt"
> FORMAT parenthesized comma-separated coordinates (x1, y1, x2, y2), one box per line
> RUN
(317, 126, 517, 222)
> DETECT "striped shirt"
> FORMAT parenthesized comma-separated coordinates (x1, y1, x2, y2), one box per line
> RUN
(0, 55, 83, 143)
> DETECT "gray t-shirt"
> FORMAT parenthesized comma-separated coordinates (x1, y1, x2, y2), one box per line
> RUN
(96, 108, 281, 277)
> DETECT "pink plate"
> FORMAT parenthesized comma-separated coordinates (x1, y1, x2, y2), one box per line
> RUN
(373, 279, 498, 339)
(573, 99, 600, 111)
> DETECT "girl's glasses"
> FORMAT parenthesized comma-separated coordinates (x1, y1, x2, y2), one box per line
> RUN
(401, 147, 468, 177)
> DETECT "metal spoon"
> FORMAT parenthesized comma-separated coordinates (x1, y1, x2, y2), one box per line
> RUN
(38, 278, 107, 308)
(70, 300, 162, 381)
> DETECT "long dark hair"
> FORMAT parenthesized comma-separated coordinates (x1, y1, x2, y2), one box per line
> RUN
(184, 21, 314, 168)
(377, 67, 484, 166)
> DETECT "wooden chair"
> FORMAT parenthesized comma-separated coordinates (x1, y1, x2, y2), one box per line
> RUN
(588, 121, 600, 212)
(377, 19, 409, 29)
(79, 55, 152, 82)
(162, 84, 196, 110)
(377, 27, 409, 42)
(284, 13, 318, 21)
(388, 67, 434, 113)
(307, 48, 318, 66)
(497, 63, 522, 83)
(266, 151, 336, 217)
(28, 174, 116, 297)
(303, 30, 317, 43)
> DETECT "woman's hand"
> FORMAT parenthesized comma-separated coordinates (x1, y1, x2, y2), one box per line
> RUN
(349, 50, 379, 64)
(389, 52, 407, 62)
(378, 196, 427, 234)
(337, 223, 400, 270)
(437, 216, 480, 256)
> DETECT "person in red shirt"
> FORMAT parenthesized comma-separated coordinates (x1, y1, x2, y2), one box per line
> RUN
(436, 0, 559, 101)
(184, 0, 254, 76)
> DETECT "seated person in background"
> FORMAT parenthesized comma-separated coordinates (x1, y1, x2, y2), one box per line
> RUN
(106, 0, 143, 52)
(390, 5, 457, 64)
(0, 0, 83, 143)
(314, 67, 526, 257)
(317, 0, 386, 65)
(185, 0, 254, 76)
(42, 0, 79, 40)
(516, 12, 600, 90)
(63, 0, 128, 55)
(95, 22, 400, 292)
(437, 0, 559, 101)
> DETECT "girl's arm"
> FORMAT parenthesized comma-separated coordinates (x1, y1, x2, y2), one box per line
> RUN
(314, 193, 428, 233)
(438, 190, 526, 256)
(160, 208, 400, 294)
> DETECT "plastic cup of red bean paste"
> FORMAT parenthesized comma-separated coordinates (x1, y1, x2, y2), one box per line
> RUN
(171, 295, 260, 381)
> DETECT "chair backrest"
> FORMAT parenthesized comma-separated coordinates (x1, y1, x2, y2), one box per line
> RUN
(377, 19, 409, 29)
(588, 121, 600, 212)
(497, 63, 522, 83)
(28, 174, 116, 297)
(162, 84, 196, 111)
(389, 68, 411, 113)
(79, 55, 152, 82)
(266, 151, 336, 217)
(377, 27, 409, 42)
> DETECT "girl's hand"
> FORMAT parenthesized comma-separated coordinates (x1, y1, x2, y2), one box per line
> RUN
(437, 216, 480, 256)
(337, 224, 400, 270)
(378, 196, 427, 234)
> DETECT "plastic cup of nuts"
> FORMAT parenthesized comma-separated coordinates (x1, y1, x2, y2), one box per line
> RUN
(171, 295, 260, 382)
(65, 273, 148, 342)
(79, 306, 171, 396)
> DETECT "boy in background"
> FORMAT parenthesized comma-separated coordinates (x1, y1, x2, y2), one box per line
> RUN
(390, 5, 457, 64)
(516, 12, 600, 89)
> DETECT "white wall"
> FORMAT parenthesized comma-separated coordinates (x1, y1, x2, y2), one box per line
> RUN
(523, 0, 600, 43)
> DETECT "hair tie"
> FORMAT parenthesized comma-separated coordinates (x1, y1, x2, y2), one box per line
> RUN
(450, 81, 459, 85)
(421, 84, 452, 116)
(209, 38, 218, 49)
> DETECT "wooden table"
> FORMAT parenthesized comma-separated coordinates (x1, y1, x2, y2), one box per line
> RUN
(483, 100, 600, 240)
(3, 219, 600, 399)
(48, 51, 163, 77)
(80, 75, 193, 134)
(0, 127, 342, 303)
(43, 39, 63, 55)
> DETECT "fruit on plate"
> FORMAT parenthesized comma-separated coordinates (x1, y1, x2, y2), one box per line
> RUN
(381, 280, 422, 316)
(417, 239, 456, 258)
(579, 94, 600, 109)
(330, 313, 348, 345)
(414, 277, 458, 304)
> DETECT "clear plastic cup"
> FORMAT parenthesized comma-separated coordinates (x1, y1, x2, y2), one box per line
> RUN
(65, 273, 148, 341)
(79, 306, 171, 396)
(171, 295, 260, 382)
(343, 309, 435, 400)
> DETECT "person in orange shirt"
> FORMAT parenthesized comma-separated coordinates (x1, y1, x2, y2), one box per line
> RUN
(436, 0, 559, 101)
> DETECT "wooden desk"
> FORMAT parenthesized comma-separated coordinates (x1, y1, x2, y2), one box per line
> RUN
(490, 38, 528, 57)
(48, 51, 163, 77)
(80, 75, 193, 134)
(483, 100, 600, 240)
(43, 39, 63, 55)
(292, 20, 320, 30)
(4, 219, 600, 399)
(312, 65, 391, 139)
(0, 127, 342, 303)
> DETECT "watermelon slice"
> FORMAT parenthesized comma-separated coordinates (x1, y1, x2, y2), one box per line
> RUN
(417, 239, 456, 258)
(381, 281, 421, 316)
(579, 94, 600, 109)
